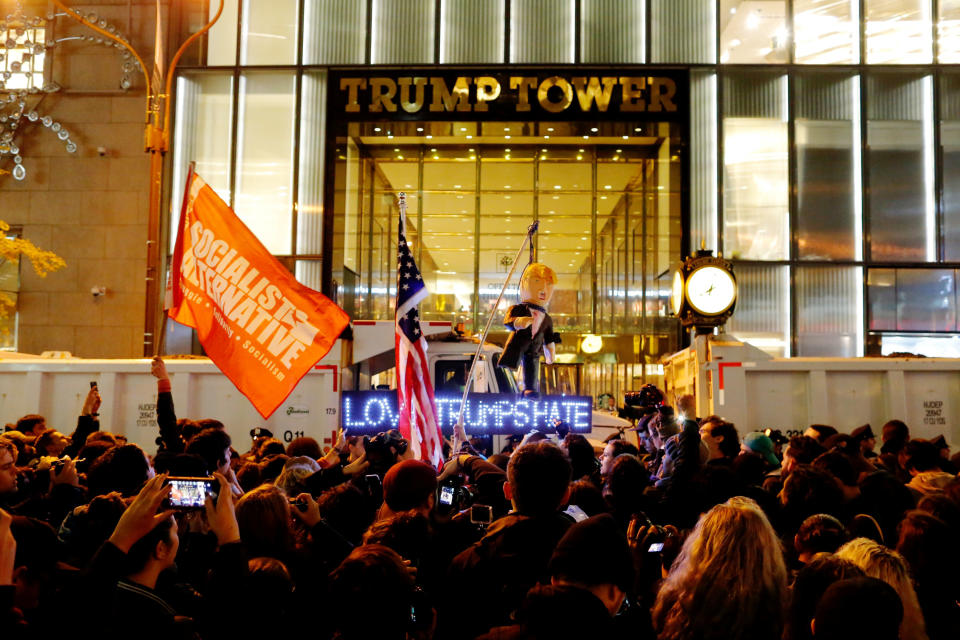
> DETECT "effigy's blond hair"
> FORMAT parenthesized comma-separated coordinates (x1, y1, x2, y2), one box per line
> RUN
(521, 262, 557, 286)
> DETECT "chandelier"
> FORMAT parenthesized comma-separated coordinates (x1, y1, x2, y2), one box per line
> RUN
(0, 0, 138, 180)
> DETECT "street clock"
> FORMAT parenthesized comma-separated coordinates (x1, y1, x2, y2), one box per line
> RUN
(669, 250, 737, 331)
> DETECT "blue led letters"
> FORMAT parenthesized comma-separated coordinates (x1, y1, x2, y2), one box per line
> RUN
(341, 391, 592, 435)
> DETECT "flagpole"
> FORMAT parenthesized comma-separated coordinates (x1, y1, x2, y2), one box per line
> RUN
(452, 222, 538, 453)
(157, 162, 196, 357)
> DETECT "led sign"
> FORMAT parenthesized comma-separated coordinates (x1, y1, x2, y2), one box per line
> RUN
(341, 391, 592, 435)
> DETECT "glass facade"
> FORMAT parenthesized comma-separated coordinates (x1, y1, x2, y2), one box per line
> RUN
(171, 0, 960, 398)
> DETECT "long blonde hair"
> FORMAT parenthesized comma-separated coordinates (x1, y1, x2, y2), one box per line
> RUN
(836, 538, 929, 640)
(653, 496, 787, 640)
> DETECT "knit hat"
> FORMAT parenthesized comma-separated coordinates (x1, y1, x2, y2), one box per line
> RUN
(382, 459, 438, 512)
(743, 432, 780, 467)
(549, 513, 634, 592)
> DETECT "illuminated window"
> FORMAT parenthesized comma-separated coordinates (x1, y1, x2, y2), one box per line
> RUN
(941, 0, 960, 63)
(719, 0, 788, 64)
(0, 26, 45, 91)
(722, 71, 789, 261)
(793, 0, 859, 64)
(865, 0, 932, 64)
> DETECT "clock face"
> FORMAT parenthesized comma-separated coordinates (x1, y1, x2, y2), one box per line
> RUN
(685, 265, 736, 316)
(671, 270, 684, 315)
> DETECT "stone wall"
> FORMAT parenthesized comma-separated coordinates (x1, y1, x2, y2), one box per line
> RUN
(1, 1, 169, 357)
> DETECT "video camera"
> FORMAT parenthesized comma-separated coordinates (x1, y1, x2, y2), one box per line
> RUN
(363, 429, 409, 474)
(620, 384, 665, 422)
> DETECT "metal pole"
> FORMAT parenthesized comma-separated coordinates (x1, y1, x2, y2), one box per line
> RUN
(453, 221, 538, 450)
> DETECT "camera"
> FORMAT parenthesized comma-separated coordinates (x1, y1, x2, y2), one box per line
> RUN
(52, 456, 83, 474)
(621, 384, 664, 421)
(437, 476, 477, 516)
(363, 430, 409, 474)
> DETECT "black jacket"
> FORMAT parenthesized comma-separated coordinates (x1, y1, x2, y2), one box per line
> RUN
(439, 511, 573, 639)
(498, 303, 560, 370)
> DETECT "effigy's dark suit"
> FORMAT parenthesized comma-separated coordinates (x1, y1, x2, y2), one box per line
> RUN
(498, 302, 561, 394)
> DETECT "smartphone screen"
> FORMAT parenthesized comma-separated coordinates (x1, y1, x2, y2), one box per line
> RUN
(647, 542, 664, 553)
(470, 504, 492, 524)
(166, 477, 215, 509)
(439, 485, 455, 506)
(365, 474, 383, 504)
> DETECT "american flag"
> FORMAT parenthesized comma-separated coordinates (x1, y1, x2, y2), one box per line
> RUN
(395, 194, 444, 468)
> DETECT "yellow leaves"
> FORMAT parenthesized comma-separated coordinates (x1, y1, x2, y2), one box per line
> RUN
(0, 230, 66, 279)
(0, 292, 14, 318)
(0, 220, 66, 318)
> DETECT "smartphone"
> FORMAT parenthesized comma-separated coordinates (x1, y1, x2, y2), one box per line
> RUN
(365, 474, 383, 505)
(647, 542, 664, 553)
(564, 504, 589, 523)
(166, 476, 217, 509)
(90, 381, 98, 389)
(439, 484, 455, 506)
(469, 504, 493, 525)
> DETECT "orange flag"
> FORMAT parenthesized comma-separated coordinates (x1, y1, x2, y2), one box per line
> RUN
(168, 168, 349, 418)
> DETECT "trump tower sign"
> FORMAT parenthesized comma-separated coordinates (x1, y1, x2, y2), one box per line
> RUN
(330, 68, 686, 122)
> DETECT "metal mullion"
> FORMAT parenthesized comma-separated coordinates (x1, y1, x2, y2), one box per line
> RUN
(624, 192, 631, 330)
(644, 0, 651, 63)
(859, 0, 866, 65)
(226, 0, 245, 210)
(434, 0, 442, 63)
(366, 159, 376, 318)
(574, 0, 581, 64)
(591, 147, 598, 334)
(932, 1, 944, 262)
(533, 148, 540, 261)
(417, 147, 424, 268)
(858, 0, 870, 353)
(715, 0, 721, 64)
(474, 150, 481, 332)
(504, 0, 511, 63)
(786, 0, 795, 64)
(787, 71, 799, 356)
(227, 77, 241, 210)
(716, 67, 724, 258)
(290, 0, 305, 260)
(641, 161, 648, 337)
(365, 0, 373, 65)
(933, 0, 941, 64)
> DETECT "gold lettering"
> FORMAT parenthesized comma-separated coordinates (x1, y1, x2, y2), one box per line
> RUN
(340, 78, 367, 113)
(399, 77, 427, 113)
(537, 76, 573, 114)
(369, 78, 397, 112)
(474, 77, 501, 112)
(619, 77, 647, 112)
(429, 77, 472, 112)
(571, 77, 617, 112)
(649, 77, 678, 112)
(510, 77, 538, 112)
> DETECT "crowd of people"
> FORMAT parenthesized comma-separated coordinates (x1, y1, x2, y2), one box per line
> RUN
(1, 365, 959, 639)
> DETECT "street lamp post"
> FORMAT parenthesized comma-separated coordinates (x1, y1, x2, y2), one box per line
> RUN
(50, 0, 224, 356)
